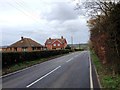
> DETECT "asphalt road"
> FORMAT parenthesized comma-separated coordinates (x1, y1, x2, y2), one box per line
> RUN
(2, 51, 100, 88)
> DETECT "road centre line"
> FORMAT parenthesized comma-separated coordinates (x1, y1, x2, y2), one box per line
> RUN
(73, 55, 79, 58)
(66, 58, 74, 62)
(0, 64, 39, 79)
(26, 66, 61, 88)
(66, 54, 81, 63)
(1, 52, 75, 79)
(76, 55, 79, 57)
(1, 53, 73, 79)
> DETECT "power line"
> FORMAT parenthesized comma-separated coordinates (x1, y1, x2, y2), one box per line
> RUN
(6, 0, 57, 32)
(4, 0, 56, 36)
(5, 0, 45, 34)
(6, 0, 42, 27)
(13, 0, 40, 23)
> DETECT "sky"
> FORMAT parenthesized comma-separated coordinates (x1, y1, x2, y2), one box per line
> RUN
(0, 0, 90, 46)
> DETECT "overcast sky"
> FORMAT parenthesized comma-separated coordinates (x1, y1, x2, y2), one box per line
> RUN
(0, 0, 90, 46)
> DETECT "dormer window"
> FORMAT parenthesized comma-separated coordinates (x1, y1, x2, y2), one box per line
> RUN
(21, 41, 23, 43)
(48, 41, 51, 44)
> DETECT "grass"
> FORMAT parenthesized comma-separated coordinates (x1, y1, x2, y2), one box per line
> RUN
(2, 53, 71, 75)
(90, 49, 120, 89)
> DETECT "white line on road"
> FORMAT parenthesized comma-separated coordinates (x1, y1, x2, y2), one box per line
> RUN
(1, 53, 71, 79)
(26, 66, 61, 88)
(66, 58, 73, 62)
(66, 54, 80, 63)
(0, 64, 39, 79)
(75, 55, 79, 57)
(88, 51, 93, 89)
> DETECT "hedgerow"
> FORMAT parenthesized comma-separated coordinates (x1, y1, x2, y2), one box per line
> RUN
(2, 50, 72, 68)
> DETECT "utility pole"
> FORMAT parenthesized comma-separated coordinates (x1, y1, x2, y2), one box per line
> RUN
(79, 43, 81, 49)
(71, 36, 73, 50)
(79, 37, 80, 49)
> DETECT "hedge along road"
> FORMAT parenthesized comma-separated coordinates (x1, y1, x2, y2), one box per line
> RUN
(2, 51, 99, 88)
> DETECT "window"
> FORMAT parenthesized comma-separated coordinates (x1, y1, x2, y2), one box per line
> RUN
(20, 41, 23, 43)
(32, 47, 35, 50)
(14, 48, 17, 51)
(48, 41, 51, 44)
(22, 47, 27, 51)
(53, 44, 56, 46)
(58, 44, 60, 46)
(10, 48, 12, 51)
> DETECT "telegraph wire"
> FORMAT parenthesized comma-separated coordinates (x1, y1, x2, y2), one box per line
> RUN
(13, 0, 40, 22)
(5, 0, 44, 33)
(6, 0, 42, 26)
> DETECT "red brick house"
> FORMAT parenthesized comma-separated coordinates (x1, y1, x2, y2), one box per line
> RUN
(6, 37, 44, 52)
(0, 46, 8, 52)
(45, 36, 67, 50)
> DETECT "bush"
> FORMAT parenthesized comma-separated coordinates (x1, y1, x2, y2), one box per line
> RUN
(74, 49, 84, 51)
(2, 50, 72, 68)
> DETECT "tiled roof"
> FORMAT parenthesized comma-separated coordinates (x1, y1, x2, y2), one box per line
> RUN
(45, 38, 67, 45)
(9, 37, 43, 48)
(0, 46, 8, 48)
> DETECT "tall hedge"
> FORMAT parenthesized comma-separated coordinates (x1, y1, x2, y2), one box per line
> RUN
(2, 50, 72, 68)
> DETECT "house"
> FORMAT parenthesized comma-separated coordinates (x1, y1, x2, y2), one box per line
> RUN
(0, 46, 8, 52)
(45, 36, 67, 50)
(6, 37, 44, 52)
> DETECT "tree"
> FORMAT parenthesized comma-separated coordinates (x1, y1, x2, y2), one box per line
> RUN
(81, 0, 120, 74)
(65, 45, 71, 50)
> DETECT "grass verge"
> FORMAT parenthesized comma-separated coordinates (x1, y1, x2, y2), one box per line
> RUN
(2, 53, 72, 75)
(90, 49, 120, 89)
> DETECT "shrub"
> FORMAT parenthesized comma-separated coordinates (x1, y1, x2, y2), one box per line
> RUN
(2, 50, 72, 68)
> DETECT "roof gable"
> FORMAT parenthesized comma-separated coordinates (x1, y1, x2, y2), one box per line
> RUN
(45, 38, 67, 45)
(52, 39, 62, 44)
(10, 38, 43, 47)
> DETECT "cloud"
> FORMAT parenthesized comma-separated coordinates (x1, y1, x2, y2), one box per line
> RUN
(42, 2, 79, 21)
(1, 0, 89, 46)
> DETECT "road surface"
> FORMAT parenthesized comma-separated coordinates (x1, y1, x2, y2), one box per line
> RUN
(2, 51, 100, 89)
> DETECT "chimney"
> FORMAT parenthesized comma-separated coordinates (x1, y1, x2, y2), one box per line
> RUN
(21, 36, 24, 40)
(61, 36, 63, 39)
(49, 37, 51, 40)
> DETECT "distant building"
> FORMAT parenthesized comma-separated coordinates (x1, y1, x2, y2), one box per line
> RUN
(0, 46, 8, 52)
(68, 44, 88, 50)
(45, 36, 67, 50)
(3, 37, 44, 52)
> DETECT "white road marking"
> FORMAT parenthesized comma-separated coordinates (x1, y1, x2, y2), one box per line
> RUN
(88, 51, 93, 89)
(73, 54, 79, 58)
(1, 53, 71, 78)
(66, 54, 80, 63)
(76, 55, 79, 57)
(93, 64, 102, 88)
(66, 58, 73, 62)
(0, 64, 39, 79)
(26, 66, 61, 88)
